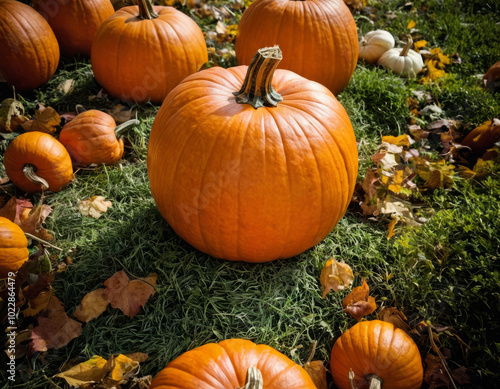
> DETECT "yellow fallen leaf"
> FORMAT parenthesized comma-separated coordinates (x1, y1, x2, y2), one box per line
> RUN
(387, 215, 399, 240)
(78, 196, 112, 219)
(381, 134, 413, 148)
(54, 355, 108, 386)
(320, 258, 354, 298)
(106, 354, 140, 382)
(22, 105, 60, 134)
(414, 40, 427, 52)
(73, 288, 110, 322)
(407, 20, 416, 29)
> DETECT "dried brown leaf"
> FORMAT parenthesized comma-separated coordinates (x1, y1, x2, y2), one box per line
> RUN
(0, 98, 29, 133)
(22, 105, 61, 134)
(377, 307, 411, 332)
(319, 258, 354, 298)
(342, 279, 377, 321)
(304, 360, 328, 389)
(73, 288, 110, 322)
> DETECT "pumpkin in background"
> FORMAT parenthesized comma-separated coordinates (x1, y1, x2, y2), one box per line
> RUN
(0, 217, 29, 279)
(149, 338, 317, 388)
(0, 0, 60, 91)
(147, 46, 358, 262)
(59, 109, 139, 166)
(377, 36, 423, 78)
(330, 320, 423, 389)
(33, 0, 115, 57)
(3, 132, 74, 193)
(358, 30, 395, 64)
(235, 0, 358, 95)
(91, 0, 207, 104)
(461, 118, 500, 157)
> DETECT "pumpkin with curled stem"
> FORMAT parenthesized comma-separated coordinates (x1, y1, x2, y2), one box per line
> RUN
(330, 320, 423, 389)
(91, 0, 207, 104)
(59, 110, 139, 167)
(235, 0, 358, 95)
(0, 0, 60, 91)
(377, 36, 424, 78)
(147, 46, 358, 262)
(149, 339, 317, 388)
(4, 132, 74, 193)
(33, 0, 115, 57)
(359, 30, 395, 64)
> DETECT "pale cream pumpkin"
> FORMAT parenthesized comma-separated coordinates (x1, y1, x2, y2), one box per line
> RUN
(377, 36, 424, 77)
(359, 29, 395, 64)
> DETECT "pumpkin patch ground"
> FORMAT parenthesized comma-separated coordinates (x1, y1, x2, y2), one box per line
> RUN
(0, 0, 499, 388)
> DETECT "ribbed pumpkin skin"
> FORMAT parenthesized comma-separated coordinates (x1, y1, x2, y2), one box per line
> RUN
(150, 339, 317, 388)
(91, 5, 208, 104)
(235, 0, 358, 95)
(0, 0, 60, 91)
(33, 0, 115, 57)
(0, 217, 29, 279)
(147, 66, 358, 262)
(59, 110, 124, 166)
(330, 320, 423, 389)
(4, 132, 74, 193)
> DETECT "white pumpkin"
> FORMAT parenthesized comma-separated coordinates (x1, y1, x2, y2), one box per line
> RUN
(377, 36, 424, 78)
(358, 29, 395, 64)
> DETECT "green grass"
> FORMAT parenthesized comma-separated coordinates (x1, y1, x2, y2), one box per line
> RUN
(1, 0, 500, 388)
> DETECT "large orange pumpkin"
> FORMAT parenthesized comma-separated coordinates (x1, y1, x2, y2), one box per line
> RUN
(59, 109, 138, 166)
(147, 46, 358, 262)
(235, 0, 358, 95)
(4, 132, 74, 193)
(91, 0, 207, 104)
(330, 320, 423, 389)
(0, 217, 29, 279)
(33, 0, 115, 57)
(0, 0, 60, 91)
(149, 339, 317, 388)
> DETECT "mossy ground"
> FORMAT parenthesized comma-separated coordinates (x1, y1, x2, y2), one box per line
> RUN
(1, 0, 499, 387)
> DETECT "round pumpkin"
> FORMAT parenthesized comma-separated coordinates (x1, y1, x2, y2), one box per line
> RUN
(59, 109, 138, 166)
(4, 132, 74, 193)
(91, 0, 208, 104)
(330, 320, 423, 389)
(0, 217, 29, 279)
(33, 0, 115, 57)
(0, 0, 60, 91)
(150, 339, 317, 388)
(147, 46, 358, 262)
(235, 0, 358, 95)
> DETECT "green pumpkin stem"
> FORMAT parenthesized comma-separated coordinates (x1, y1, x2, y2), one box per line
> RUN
(115, 118, 140, 137)
(23, 164, 49, 191)
(400, 35, 413, 57)
(137, 0, 158, 19)
(235, 367, 264, 389)
(233, 45, 283, 109)
(366, 374, 383, 389)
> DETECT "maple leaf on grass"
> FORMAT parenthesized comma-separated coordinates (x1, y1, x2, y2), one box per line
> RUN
(21, 104, 61, 134)
(342, 279, 377, 321)
(103, 271, 157, 318)
(73, 288, 110, 322)
(30, 296, 82, 352)
(319, 258, 353, 298)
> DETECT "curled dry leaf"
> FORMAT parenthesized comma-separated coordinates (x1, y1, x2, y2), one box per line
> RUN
(78, 196, 112, 219)
(21, 104, 61, 134)
(54, 353, 143, 387)
(320, 258, 354, 298)
(22, 288, 53, 317)
(0, 98, 29, 133)
(30, 296, 82, 352)
(73, 288, 110, 322)
(342, 279, 377, 321)
(304, 360, 328, 389)
(377, 306, 411, 332)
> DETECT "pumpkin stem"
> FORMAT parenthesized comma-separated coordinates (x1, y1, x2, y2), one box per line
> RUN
(136, 0, 158, 20)
(23, 164, 49, 191)
(115, 118, 140, 137)
(235, 367, 263, 389)
(233, 45, 283, 109)
(400, 35, 413, 57)
(366, 374, 383, 389)
(75, 104, 86, 114)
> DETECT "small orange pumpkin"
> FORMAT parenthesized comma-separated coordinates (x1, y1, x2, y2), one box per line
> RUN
(3, 132, 74, 193)
(0, 0, 60, 91)
(33, 0, 115, 57)
(330, 320, 423, 389)
(150, 339, 317, 388)
(59, 110, 139, 166)
(0, 217, 29, 279)
(91, 0, 207, 104)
